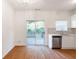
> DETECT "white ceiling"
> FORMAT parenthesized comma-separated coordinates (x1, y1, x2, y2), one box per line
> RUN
(8, 0, 76, 11)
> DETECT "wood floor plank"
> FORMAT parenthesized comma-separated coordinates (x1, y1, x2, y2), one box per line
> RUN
(3, 46, 76, 59)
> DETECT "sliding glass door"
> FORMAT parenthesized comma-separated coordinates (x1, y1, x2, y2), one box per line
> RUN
(26, 20, 45, 45)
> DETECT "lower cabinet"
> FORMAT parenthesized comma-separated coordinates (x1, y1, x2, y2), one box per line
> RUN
(62, 35, 76, 49)
(48, 34, 76, 49)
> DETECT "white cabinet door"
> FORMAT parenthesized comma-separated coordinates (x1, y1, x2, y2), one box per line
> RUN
(48, 35, 53, 48)
(62, 35, 76, 49)
(71, 14, 76, 28)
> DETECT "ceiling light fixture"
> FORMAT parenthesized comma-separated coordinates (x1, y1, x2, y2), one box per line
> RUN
(23, 0, 40, 4)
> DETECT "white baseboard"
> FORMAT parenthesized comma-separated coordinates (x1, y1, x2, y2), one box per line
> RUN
(62, 47, 76, 49)
(3, 45, 15, 58)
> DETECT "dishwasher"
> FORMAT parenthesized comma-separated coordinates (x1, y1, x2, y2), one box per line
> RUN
(52, 36, 62, 49)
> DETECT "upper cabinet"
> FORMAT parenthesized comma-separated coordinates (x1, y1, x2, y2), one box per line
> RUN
(71, 14, 76, 28)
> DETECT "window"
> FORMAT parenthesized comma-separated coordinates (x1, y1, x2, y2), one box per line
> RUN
(56, 21, 68, 31)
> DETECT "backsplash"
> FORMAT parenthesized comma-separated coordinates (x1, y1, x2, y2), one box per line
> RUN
(47, 28, 76, 34)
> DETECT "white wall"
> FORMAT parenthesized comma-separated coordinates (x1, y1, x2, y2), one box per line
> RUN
(2, 0, 15, 57)
(15, 10, 72, 46)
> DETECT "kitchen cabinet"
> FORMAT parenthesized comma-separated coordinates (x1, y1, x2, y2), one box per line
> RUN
(62, 35, 76, 49)
(71, 14, 76, 28)
(48, 34, 76, 49)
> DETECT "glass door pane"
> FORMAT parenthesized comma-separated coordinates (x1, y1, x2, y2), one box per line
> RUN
(26, 21, 36, 45)
(35, 21, 45, 45)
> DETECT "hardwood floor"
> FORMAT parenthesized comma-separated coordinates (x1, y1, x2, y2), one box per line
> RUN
(3, 46, 76, 59)
(54, 49, 76, 59)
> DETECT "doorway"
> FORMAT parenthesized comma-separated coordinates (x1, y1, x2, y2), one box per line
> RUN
(26, 20, 45, 45)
